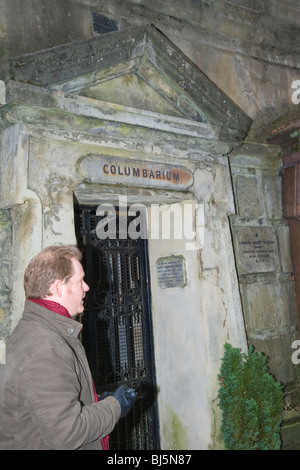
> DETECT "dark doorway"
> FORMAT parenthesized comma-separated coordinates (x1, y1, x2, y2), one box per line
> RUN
(74, 204, 160, 450)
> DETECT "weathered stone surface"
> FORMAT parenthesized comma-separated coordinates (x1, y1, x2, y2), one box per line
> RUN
(0, 0, 299, 143)
(230, 141, 299, 428)
(0, 0, 93, 59)
(277, 225, 293, 273)
(262, 174, 283, 220)
(235, 174, 264, 219)
(250, 335, 296, 383)
(0, 25, 252, 142)
(281, 420, 300, 451)
(0, 209, 12, 343)
(240, 279, 297, 333)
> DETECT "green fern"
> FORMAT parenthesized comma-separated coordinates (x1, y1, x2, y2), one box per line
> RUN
(218, 343, 283, 450)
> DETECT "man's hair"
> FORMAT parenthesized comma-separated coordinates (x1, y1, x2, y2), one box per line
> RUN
(24, 245, 82, 299)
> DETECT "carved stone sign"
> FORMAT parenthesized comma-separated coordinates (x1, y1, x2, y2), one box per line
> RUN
(233, 226, 279, 274)
(77, 154, 193, 191)
(156, 255, 187, 289)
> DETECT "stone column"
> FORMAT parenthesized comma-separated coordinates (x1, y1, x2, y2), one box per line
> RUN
(0, 124, 43, 332)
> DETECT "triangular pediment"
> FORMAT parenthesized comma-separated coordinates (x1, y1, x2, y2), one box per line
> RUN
(52, 57, 187, 119)
(0, 25, 251, 141)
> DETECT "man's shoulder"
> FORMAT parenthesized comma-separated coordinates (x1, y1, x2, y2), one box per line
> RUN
(6, 315, 69, 370)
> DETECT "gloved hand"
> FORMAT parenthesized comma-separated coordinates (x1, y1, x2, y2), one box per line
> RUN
(111, 385, 138, 418)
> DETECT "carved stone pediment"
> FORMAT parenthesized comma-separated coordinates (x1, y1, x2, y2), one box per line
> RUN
(0, 25, 251, 142)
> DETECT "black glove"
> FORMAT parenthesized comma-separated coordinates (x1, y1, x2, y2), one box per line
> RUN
(111, 385, 138, 418)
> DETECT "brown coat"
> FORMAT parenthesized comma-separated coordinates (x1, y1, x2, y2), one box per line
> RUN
(0, 300, 121, 450)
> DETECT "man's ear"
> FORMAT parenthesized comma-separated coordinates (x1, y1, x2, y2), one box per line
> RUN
(48, 279, 63, 297)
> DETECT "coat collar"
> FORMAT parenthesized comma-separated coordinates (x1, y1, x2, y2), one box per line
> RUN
(24, 299, 83, 338)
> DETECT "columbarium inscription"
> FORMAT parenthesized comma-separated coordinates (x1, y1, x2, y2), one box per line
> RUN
(77, 154, 194, 191)
(233, 227, 279, 274)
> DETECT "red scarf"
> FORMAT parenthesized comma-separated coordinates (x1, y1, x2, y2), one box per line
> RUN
(29, 298, 72, 318)
(28, 298, 110, 450)
(92, 382, 110, 450)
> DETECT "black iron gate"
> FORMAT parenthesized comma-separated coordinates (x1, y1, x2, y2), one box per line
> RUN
(75, 205, 160, 450)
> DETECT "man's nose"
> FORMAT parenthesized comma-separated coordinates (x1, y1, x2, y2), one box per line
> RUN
(83, 281, 89, 292)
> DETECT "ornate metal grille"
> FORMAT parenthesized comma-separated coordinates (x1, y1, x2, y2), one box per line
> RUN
(75, 206, 160, 450)
(92, 12, 118, 35)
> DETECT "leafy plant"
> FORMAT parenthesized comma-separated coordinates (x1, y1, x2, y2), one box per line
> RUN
(218, 343, 283, 450)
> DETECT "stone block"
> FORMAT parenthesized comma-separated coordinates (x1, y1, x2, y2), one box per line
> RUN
(249, 335, 295, 384)
(281, 419, 300, 450)
(262, 174, 283, 220)
(276, 280, 298, 328)
(235, 174, 264, 219)
(241, 280, 297, 333)
(0, 0, 93, 60)
(276, 225, 293, 274)
(241, 281, 279, 332)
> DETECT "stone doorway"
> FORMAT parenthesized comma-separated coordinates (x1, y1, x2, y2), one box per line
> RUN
(75, 204, 160, 450)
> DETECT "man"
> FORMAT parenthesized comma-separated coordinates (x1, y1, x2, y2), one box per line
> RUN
(0, 245, 137, 450)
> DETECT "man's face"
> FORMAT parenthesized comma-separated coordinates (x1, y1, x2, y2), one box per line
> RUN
(60, 258, 89, 317)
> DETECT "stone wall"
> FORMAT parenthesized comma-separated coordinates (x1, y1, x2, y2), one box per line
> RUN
(0, 0, 93, 59)
(56, 0, 300, 142)
(229, 142, 300, 445)
(0, 209, 12, 361)
(0, 0, 299, 142)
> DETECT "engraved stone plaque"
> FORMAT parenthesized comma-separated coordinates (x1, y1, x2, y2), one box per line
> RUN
(233, 227, 279, 274)
(77, 154, 193, 191)
(156, 255, 186, 289)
